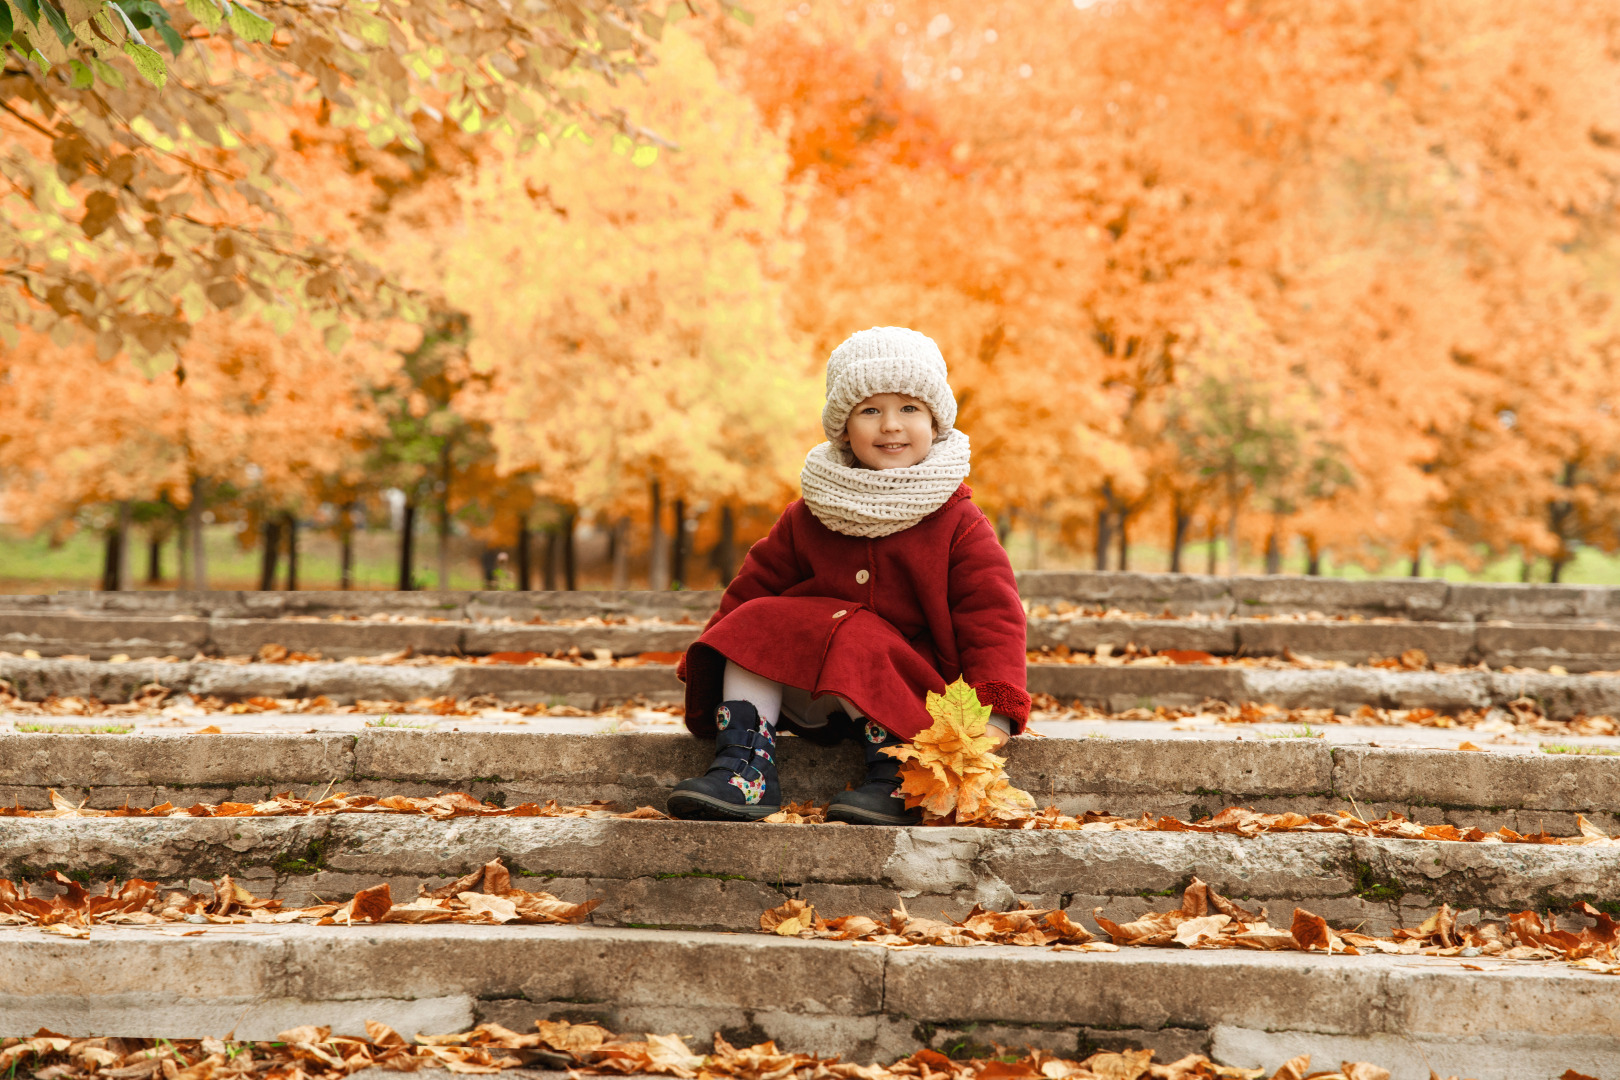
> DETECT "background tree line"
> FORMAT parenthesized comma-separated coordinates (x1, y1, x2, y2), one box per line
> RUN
(4, 0, 1620, 588)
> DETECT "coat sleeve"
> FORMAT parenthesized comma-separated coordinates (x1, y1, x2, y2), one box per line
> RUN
(678, 504, 809, 683)
(945, 510, 1031, 730)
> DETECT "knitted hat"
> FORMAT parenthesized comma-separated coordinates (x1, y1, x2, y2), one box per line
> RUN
(821, 327, 958, 443)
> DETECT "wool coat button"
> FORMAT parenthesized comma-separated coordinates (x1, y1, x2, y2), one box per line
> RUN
(833, 609, 848, 618)
(856, 570, 870, 584)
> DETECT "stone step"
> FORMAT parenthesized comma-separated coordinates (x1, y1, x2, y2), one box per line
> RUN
(8, 815, 1613, 937)
(9, 570, 1620, 624)
(1033, 618, 1620, 672)
(2, 922, 1613, 1078)
(0, 656, 684, 710)
(7, 730, 1616, 833)
(11, 610, 1620, 672)
(8, 654, 1620, 719)
(0, 611, 701, 660)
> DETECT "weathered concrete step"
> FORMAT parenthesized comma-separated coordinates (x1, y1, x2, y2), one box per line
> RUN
(3, 923, 1614, 1078)
(0, 656, 683, 709)
(8, 816, 1613, 937)
(0, 589, 722, 623)
(1035, 664, 1620, 718)
(1019, 570, 1620, 624)
(0, 612, 702, 660)
(11, 655, 1620, 718)
(13, 610, 1620, 673)
(6, 730, 1617, 834)
(10, 570, 1620, 625)
(1031, 619, 1620, 671)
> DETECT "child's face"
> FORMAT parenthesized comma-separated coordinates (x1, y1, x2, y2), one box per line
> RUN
(841, 393, 936, 469)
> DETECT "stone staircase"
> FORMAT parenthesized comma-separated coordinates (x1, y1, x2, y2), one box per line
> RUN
(3, 572, 1620, 1079)
(7, 572, 1620, 717)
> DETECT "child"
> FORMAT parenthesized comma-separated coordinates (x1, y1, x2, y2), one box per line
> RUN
(670, 327, 1029, 825)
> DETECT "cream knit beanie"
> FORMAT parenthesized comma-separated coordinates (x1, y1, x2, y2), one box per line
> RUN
(821, 327, 958, 443)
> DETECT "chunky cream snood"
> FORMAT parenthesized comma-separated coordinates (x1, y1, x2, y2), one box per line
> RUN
(800, 431, 972, 538)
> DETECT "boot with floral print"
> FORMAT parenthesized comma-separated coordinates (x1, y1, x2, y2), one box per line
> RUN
(825, 720, 923, 826)
(667, 701, 782, 821)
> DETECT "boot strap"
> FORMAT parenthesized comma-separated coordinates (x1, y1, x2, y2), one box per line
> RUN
(714, 728, 773, 780)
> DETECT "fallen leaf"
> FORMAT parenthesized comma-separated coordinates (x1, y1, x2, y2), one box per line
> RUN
(1270, 1055, 1310, 1080)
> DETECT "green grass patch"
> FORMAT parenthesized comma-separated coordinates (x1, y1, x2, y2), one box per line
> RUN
(1353, 860, 1405, 903)
(655, 869, 749, 882)
(1265, 725, 1324, 739)
(366, 714, 436, 729)
(14, 721, 135, 734)
(1540, 743, 1620, 756)
(272, 838, 329, 875)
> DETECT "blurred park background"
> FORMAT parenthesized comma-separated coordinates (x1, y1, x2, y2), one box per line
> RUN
(4, 0, 1620, 592)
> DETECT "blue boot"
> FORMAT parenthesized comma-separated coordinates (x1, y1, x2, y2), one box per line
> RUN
(667, 701, 782, 821)
(826, 720, 923, 826)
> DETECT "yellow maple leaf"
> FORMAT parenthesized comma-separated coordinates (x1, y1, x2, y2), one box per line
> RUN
(883, 678, 1035, 824)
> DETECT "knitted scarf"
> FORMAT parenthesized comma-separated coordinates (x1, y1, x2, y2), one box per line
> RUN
(799, 429, 972, 538)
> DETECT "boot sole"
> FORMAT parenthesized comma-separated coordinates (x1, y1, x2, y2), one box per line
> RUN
(825, 802, 922, 827)
(667, 790, 782, 822)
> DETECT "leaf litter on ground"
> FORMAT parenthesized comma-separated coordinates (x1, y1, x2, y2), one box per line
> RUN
(758, 877, 1620, 977)
(9, 785, 1619, 850)
(0, 1019, 1492, 1080)
(0, 858, 596, 935)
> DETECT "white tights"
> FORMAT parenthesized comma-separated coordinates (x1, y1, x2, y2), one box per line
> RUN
(720, 659, 1014, 736)
(721, 660, 864, 731)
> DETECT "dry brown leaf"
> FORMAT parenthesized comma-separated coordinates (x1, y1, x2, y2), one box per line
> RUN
(1270, 1056, 1311, 1080)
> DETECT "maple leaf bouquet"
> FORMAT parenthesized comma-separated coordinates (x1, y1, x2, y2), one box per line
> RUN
(881, 679, 1037, 825)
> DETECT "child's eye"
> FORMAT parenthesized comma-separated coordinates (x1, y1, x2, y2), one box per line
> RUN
(901, 405, 918, 412)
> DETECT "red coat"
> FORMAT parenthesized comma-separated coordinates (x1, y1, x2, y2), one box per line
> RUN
(679, 484, 1029, 741)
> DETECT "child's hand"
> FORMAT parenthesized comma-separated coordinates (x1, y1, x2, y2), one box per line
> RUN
(986, 726, 1011, 750)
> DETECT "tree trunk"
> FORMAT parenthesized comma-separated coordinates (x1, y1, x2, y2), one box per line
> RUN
(1225, 503, 1240, 577)
(339, 503, 355, 591)
(562, 509, 577, 591)
(670, 498, 688, 588)
(1409, 550, 1423, 578)
(480, 547, 498, 588)
(996, 511, 1012, 547)
(398, 502, 417, 590)
(259, 517, 282, 591)
(1552, 556, 1569, 583)
(101, 526, 120, 592)
(147, 533, 162, 585)
(516, 518, 531, 591)
(712, 504, 737, 584)
(1521, 554, 1533, 583)
(435, 442, 453, 592)
(1116, 509, 1129, 571)
(177, 522, 188, 592)
(648, 480, 668, 591)
(116, 501, 132, 590)
(1094, 508, 1112, 571)
(1264, 531, 1281, 575)
(284, 512, 299, 591)
(1205, 517, 1218, 576)
(1031, 508, 1042, 571)
(543, 529, 559, 591)
(188, 477, 208, 590)
(1169, 499, 1190, 574)
(611, 516, 630, 590)
(1305, 541, 1322, 576)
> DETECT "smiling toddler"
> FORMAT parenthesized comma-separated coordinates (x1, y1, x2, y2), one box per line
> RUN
(670, 327, 1028, 824)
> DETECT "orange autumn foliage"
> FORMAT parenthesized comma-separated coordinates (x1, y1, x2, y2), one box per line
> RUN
(7, 1, 1620, 578)
(720, 0, 1620, 573)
